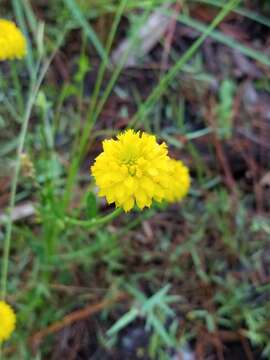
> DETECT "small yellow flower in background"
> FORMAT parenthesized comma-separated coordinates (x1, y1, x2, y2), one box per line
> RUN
(20, 153, 36, 178)
(0, 301, 16, 341)
(91, 129, 190, 212)
(0, 19, 27, 61)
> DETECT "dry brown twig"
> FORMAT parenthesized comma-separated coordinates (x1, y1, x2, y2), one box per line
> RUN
(3, 292, 129, 356)
(31, 292, 128, 348)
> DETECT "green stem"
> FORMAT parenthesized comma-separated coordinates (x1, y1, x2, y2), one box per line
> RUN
(65, 208, 123, 228)
(1, 79, 37, 300)
(0, 30, 68, 300)
(10, 62, 24, 117)
(12, 0, 35, 82)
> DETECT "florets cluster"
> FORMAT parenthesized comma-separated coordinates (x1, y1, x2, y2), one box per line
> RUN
(0, 301, 16, 341)
(0, 19, 27, 61)
(91, 130, 190, 212)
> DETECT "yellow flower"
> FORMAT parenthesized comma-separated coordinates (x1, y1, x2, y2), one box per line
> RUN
(0, 301, 16, 341)
(91, 129, 190, 212)
(0, 19, 27, 61)
(165, 159, 190, 202)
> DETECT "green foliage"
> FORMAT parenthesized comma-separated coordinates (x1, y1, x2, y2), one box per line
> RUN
(108, 284, 182, 358)
(85, 192, 98, 219)
(216, 79, 236, 139)
(1, 0, 270, 358)
(63, 0, 109, 63)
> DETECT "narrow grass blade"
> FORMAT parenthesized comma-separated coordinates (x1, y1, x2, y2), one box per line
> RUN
(22, 0, 38, 32)
(63, 0, 109, 64)
(12, 0, 35, 81)
(0, 30, 68, 300)
(194, 0, 270, 27)
(130, 0, 240, 127)
(107, 308, 139, 336)
(174, 13, 270, 67)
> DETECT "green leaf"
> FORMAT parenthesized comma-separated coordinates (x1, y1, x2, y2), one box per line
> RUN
(107, 308, 139, 336)
(63, 0, 109, 64)
(217, 79, 235, 139)
(86, 191, 98, 219)
(149, 313, 175, 347)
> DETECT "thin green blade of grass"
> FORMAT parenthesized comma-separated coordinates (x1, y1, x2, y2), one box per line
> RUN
(22, 0, 38, 33)
(10, 62, 24, 116)
(0, 28, 69, 300)
(77, 0, 176, 16)
(148, 313, 175, 347)
(0, 93, 20, 124)
(194, 0, 270, 27)
(107, 308, 139, 336)
(63, 0, 109, 65)
(130, 0, 240, 127)
(142, 284, 172, 312)
(170, 12, 270, 67)
(12, 0, 35, 82)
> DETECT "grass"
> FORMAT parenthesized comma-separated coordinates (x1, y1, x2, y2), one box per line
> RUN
(1, 0, 270, 358)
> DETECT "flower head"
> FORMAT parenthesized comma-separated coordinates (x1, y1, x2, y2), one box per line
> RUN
(91, 129, 190, 212)
(0, 301, 16, 341)
(0, 19, 27, 61)
(165, 159, 190, 202)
